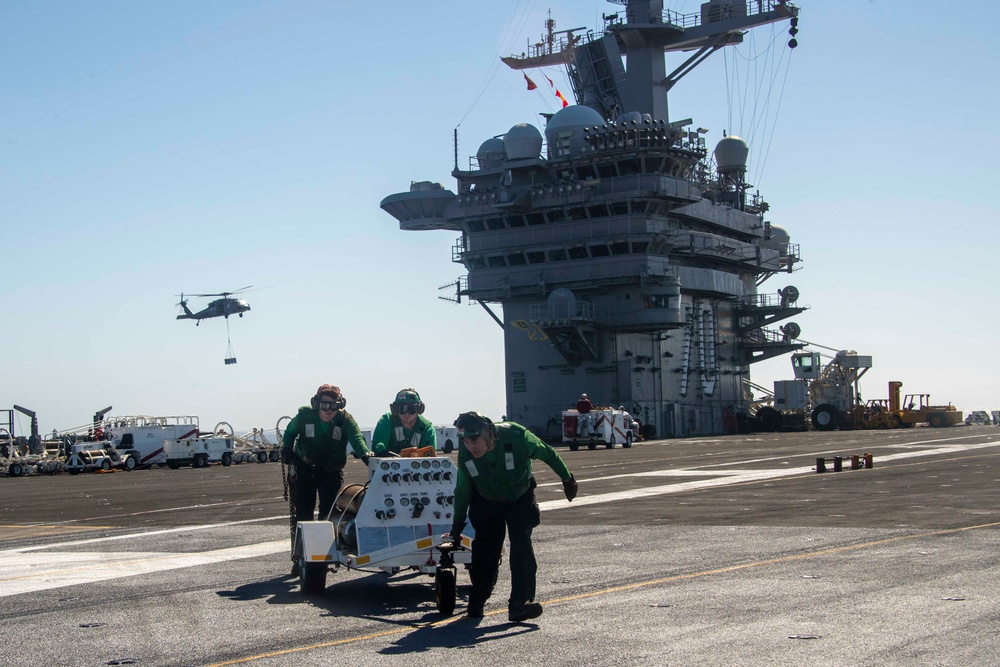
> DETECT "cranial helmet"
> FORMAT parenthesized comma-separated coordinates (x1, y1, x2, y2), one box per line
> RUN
(454, 411, 497, 439)
(390, 388, 425, 415)
(311, 384, 346, 410)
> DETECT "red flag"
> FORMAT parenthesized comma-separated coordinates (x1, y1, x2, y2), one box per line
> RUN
(523, 73, 538, 90)
(544, 73, 554, 87)
(555, 89, 569, 108)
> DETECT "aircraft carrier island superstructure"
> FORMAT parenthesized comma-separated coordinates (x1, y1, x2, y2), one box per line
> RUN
(382, 0, 805, 438)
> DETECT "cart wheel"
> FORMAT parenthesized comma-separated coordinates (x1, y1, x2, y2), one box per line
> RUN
(587, 442, 598, 451)
(605, 441, 613, 449)
(124, 456, 137, 471)
(256, 452, 268, 463)
(9, 462, 24, 477)
(221, 452, 233, 467)
(435, 566, 457, 616)
(569, 443, 579, 452)
(269, 450, 280, 462)
(300, 562, 327, 596)
(624, 433, 633, 448)
(100, 459, 111, 471)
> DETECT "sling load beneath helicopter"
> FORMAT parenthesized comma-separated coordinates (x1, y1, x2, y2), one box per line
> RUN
(175, 286, 265, 365)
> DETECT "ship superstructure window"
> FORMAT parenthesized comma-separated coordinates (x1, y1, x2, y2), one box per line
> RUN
(508, 215, 526, 227)
(611, 241, 629, 255)
(568, 207, 587, 221)
(610, 202, 629, 215)
(588, 204, 609, 218)
(469, 257, 487, 269)
(507, 253, 527, 265)
(486, 218, 504, 230)
(468, 220, 485, 233)
(526, 213, 545, 226)
(547, 249, 568, 262)
(643, 295, 673, 309)
(487, 256, 507, 268)
(568, 246, 588, 260)
(631, 241, 649, 253)
(546, 210, 566, 223)
(589, 244, 611, 257)
(527, 251, 546, 264)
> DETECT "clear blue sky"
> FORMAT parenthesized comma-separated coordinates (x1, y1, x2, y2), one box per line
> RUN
(3, 1, 997, 437)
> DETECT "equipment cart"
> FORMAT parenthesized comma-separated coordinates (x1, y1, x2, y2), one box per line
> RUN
(294, 453, 472, 615)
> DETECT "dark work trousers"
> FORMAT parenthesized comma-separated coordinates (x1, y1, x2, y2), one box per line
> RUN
(468, 478, 542, 608)
(291, 458, 345, 557)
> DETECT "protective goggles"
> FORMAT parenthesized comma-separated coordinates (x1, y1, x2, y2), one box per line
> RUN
(317, 401, 340, 412)
(396, 404, 420, 415)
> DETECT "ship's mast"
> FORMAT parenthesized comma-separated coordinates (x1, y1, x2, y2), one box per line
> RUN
(502, 0, 799, 122)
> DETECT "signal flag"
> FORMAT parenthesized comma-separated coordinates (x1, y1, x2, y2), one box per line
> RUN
(524, 73, 538, 90)
(555, 89, 569, 108)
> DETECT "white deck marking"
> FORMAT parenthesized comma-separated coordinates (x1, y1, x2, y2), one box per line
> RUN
(539, 439, 1000, 510)
(0, 540, 288, 597)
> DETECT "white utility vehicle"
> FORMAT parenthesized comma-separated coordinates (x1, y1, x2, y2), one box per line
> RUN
(294, 453, 472, 614)
(562, 407, 637, 450)
(163, 436, 235, 469)
(65, 442, 131, 474)
(104, 415, 202, 468)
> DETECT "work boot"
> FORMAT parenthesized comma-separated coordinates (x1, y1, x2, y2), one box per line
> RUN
(508, 601, 543, 623)
(466, 603, 485, 618)
(290, 560, 300, 578)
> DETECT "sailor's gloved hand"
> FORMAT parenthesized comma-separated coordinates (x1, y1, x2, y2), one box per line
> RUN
(361, 451, 374, 466)
(449, 521, 465, 547)
(286, 464, 297, 481)
(372, 443, 388, 457)
(562, 474, 578, 502)
(281, 448, 292, 465)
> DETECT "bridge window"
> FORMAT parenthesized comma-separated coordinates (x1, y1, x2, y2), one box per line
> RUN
(526, 251, 546, 264)
(589, 244, 610, 257)
(526, 213, 545, 226)
(487, 256, 506, 268)
(568, 246, 588, 260)
(546, 210, 566, 223)
(547, 249, 568, 262)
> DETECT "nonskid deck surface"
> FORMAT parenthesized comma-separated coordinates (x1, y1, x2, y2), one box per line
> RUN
(1, 428, 998, 666)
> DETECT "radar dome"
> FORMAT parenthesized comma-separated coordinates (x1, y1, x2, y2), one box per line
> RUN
(761, 223, 791, 252)
(714, 135, 749, 171)
(476, 137, 506, 170)
(544, 105, 605, 159)
(503, 123, 543, 161)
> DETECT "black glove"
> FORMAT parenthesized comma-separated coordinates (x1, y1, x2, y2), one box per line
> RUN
(449, 521, 465, 546)
(361, 452, 373, 466)
(281, 448, 292, 465)
(562, 474, 578, 502)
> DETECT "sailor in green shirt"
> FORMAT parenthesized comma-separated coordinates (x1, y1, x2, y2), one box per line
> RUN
(281, 384, 371, 576)
(370, 388, 436, 456)
(449, 411, 578, 622)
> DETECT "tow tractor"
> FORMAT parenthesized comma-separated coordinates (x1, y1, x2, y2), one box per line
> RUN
(561, 407, 637, 450)
(293, 449, 473, 614)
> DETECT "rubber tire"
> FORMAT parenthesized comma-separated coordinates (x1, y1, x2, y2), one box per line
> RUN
(68, 468, 80, 475)
(443, 440, 454, 454)
(756, 407, 782, 432)
(256, 452, 268, 464)
(928, 413, 946, 428)
(587, 443, 598, 451)
(268, 450, 280, 462)
(624, 433, 633, 448)
(100, 459, 111, 471)
(124, 456, 137, 471)
(300, 562, 327, 596)
(9, 462, 24, 477)
(605, 441, 614, 449)
(435, 567, 457, 616)
(569, 443, 579, 452)
(811, 404, 839, 431)
(167, 461, 181, 470)
(194, 454, 208, 468)
(221, 452, 233, 467)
